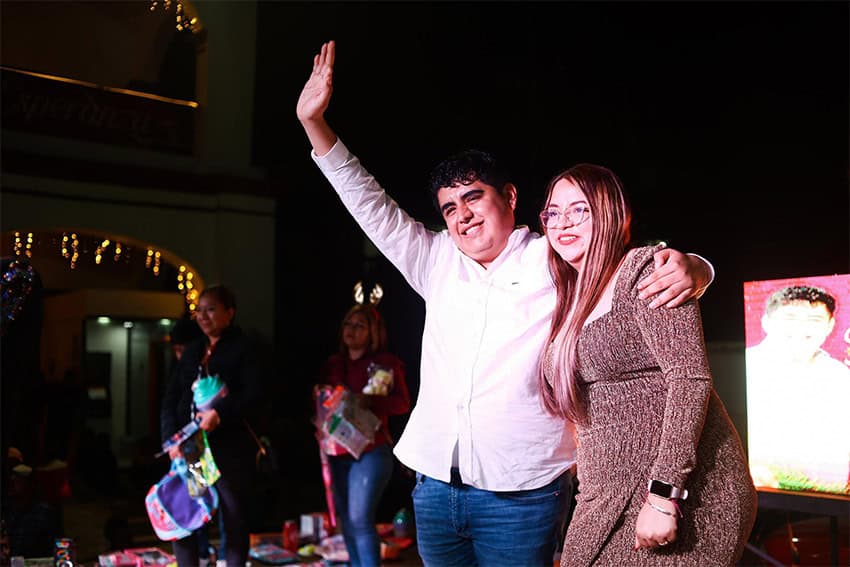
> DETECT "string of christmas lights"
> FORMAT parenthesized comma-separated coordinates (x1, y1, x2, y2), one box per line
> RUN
(149, 0, 198, 32)
(9, 230, 199, 311)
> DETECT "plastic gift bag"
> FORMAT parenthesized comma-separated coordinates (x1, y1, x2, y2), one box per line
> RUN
(315, 386, 380, 459)
(192, 373, 228, 412)
(180, 428, 220, 497)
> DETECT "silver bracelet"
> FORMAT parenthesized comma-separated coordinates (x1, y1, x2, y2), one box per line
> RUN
(648, 500, 675, 517)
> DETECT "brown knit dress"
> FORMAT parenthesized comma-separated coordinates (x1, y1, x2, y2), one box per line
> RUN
(548, 246, 756, 566)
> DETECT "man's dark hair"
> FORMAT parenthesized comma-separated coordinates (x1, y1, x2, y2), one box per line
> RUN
(427, 150, 511, 211)
(765, 285, 836, 317)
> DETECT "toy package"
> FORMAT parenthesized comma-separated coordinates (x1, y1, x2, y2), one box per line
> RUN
(314, 386, 380, 459)
(362, 363, 394, 395)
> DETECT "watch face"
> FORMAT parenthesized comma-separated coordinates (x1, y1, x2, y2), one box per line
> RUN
(649, 480, 674, 498)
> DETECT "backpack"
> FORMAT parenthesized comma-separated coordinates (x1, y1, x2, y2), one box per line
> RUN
(145, 458, 218, 541)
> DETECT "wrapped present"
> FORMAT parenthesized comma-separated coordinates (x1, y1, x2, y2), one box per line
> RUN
(315, 386, 380, 459)
(122, 548, 177, 566)
(98, 552, 143, 567)
(192, 374, 228, 412)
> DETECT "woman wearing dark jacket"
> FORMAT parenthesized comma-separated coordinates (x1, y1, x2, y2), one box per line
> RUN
(161, 285, 263, 567)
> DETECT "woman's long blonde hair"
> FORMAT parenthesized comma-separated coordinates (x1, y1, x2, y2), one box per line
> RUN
(538, 164, 632, 425)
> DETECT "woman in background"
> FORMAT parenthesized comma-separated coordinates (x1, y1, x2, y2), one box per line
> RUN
(161, 285, 263, 566)
(317, 303, 410, 567)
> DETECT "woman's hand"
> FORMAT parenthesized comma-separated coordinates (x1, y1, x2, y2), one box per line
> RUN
(167, 445, 183, 460)
(197, 409, 221, 432)
(634, 494, 678, 550)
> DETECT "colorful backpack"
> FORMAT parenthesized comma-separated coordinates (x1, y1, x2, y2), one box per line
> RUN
(145, 458, 218, 541)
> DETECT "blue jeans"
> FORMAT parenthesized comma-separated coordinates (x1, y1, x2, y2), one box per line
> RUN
(328, 444, 394, 567)
(412, 469, 571, 567)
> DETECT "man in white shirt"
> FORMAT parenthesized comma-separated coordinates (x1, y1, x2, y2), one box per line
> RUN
(747, 285, 850, 494)
(296, 41, 713, 566)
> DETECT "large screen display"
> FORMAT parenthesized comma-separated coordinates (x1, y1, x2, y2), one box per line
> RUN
(744, 274, 850, 497)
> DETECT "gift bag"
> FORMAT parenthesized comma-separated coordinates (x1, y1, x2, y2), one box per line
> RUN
(145, 459, 218, 541)
(314, 386, 349, 457)
(180, 428, 220, 497)
(317, 386, 381, 459)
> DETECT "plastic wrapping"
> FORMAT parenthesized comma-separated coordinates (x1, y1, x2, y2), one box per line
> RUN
(314, 385, 380, 459)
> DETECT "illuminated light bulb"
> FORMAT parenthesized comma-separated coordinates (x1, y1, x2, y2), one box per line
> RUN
(186, 282, 193, 289)
(178, 283, 185, 291)
(186, 272, 193, 280)
(154, 251, 161, 258)
(95, 255, 102, 264)
(179, 265, 186, 273)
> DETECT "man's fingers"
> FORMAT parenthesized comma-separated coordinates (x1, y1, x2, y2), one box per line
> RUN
(319, 42, 328, 67)
(663, 289, 692, 309)
(648, 284, 694, 309)
(326, 40, 335, 68)
(639, 270, 676, 298)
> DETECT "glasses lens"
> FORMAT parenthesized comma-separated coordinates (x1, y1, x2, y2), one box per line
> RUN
(568, 207, 584, 226)
(540, 207, 589, 228)
(540, 211, 556, 228)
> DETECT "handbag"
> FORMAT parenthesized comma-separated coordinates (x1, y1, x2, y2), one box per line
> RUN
(145, 458, 219, 541)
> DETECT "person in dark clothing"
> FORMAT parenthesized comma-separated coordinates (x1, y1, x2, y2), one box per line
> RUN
(161, 286, 264, 567)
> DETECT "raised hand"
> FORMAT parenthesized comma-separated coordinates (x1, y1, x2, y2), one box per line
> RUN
(296, 41, 338, 156)
(297, 40, 335, 123)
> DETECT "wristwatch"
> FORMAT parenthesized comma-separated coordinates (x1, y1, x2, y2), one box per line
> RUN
(648, 479, 688, 500)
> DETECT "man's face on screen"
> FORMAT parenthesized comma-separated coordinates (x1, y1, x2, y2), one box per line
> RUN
(761, 300, 835, 363)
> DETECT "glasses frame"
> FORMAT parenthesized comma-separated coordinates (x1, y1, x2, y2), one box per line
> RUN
(539, 205, 591, 229)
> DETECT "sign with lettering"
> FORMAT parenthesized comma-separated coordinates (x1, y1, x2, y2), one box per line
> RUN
(1, 67, 196, 155)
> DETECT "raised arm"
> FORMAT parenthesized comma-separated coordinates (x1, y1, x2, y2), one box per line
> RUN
(296, 40, 338, 156)
(637, 248, 714, 309)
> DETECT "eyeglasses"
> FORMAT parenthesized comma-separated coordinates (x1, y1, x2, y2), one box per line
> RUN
(539, 205, 591, 229)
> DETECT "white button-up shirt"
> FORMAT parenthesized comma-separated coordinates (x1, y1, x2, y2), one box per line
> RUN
(313, 140, 576, 491)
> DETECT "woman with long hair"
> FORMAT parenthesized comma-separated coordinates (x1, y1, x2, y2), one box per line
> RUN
(317, 302, 410, 567)
(538, 165, 756, 566)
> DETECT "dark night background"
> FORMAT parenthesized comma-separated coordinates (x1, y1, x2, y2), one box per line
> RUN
(250, 1, 848, 516)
